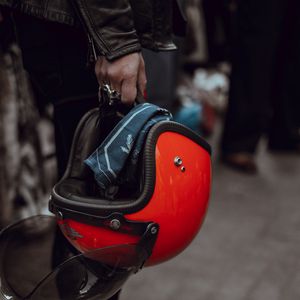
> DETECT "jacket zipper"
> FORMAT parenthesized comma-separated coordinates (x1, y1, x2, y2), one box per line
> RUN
(87, 33, 98, 63)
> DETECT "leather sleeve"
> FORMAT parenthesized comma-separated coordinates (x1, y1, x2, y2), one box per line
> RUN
(70, 0, 141, 61)
(129, 0, 172, 51)
(129, 0, 178, 51)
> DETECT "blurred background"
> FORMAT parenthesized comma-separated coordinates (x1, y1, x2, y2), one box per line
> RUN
(1, 0, 300, 299)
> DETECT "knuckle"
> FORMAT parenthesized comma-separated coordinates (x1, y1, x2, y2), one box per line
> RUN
(97, 69, 105, 79)
(122, 87, 137, 104)
(122, 71, 132, 80)
(107, 68, 117, 79)
(122, 66, 136, 79)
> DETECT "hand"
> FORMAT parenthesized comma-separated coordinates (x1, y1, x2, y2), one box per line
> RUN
(95, 52, 147, 105)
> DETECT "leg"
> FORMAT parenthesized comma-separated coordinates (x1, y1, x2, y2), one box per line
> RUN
(220, 0, 285, 171)
(14, 15, 123, 299)
(14, 13, 99, 177)
(268, 0, 300, 150)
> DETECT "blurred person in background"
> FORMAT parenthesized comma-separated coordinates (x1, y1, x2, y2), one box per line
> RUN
(202, 0, 237, 66)
(221, 0, 300, 173)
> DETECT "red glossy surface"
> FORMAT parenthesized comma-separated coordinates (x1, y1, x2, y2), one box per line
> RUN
(126, 132, 211, 265)
(58, 219, 139, 254)
(59, 131, 211, 266)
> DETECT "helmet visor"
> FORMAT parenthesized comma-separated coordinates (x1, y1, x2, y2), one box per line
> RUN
(0, 216, 147, 300)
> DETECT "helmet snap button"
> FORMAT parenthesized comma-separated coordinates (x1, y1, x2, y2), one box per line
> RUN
(181, 166, 186, 172)
(151, 226, 158, 235)
(57, 211, 64, 220)
(110, 219, 121, 230)
(174, 156, 183, 166)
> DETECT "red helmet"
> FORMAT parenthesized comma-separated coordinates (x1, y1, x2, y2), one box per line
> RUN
(50, 105, 211, 267)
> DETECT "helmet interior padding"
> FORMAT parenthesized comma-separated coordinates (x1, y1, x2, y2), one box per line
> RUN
(52, 108, 211, 217)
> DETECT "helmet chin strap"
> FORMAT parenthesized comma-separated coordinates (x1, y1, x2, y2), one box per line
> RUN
(134, 222, 159, 271)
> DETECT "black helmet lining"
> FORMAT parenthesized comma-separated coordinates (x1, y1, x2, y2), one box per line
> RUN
(51, 108, 211, 217)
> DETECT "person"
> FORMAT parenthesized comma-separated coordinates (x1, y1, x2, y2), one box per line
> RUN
(0, 1, 183, 299)
(220, 0, 300, 173)
(0, 0, 180, 176)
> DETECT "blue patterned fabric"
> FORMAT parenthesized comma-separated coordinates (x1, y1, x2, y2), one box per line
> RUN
(84, 103, 172, 189)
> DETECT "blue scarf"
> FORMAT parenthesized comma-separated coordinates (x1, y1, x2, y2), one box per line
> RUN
(85, 103, 172, 189)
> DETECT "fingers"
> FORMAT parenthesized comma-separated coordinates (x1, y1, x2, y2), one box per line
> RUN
(95, 56, 107, 87)
(109, 72, 122, 95)
(137, 55, 147, 98)
(95, 56, 122, 93)
(94, 53, 147, 105)
(121, 75, 137, 105)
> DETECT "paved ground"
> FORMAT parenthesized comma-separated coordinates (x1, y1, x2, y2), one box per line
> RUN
(121, 125, 300, 300)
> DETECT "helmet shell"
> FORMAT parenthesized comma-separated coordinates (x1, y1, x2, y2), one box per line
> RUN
(126, 130, 211, 265)
(51, 110, 211, 267)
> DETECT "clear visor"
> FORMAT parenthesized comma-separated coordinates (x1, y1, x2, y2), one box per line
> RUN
(0, 216, 147, 300)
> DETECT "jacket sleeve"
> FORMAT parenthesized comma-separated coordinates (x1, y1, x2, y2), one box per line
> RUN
(70, 0, 141, 61)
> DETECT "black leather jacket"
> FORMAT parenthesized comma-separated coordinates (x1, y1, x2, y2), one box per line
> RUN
(0, 0, 182, 60)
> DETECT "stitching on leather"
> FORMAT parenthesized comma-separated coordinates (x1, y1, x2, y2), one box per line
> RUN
(77, 0, 111, 53)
